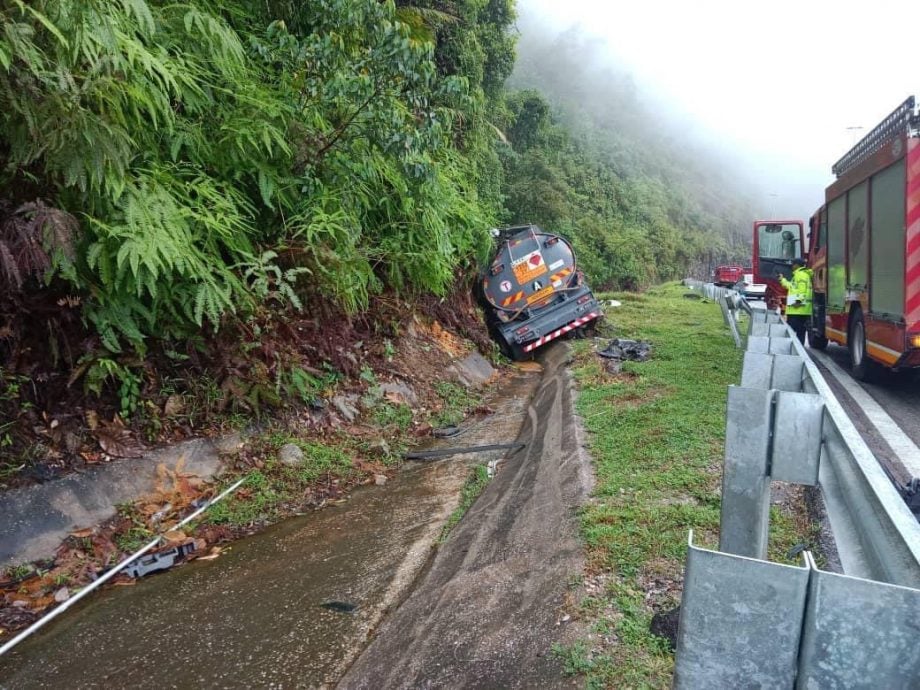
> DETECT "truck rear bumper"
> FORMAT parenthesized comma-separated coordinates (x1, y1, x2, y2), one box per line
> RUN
(522, 311, 600, 352)
(497, 288, 603, 353)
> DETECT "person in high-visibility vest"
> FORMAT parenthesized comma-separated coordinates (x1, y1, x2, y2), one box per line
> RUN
(779, 257, 813, 344)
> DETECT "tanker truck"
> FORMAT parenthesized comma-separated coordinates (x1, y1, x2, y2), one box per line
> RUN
(478, 225, 602, 360)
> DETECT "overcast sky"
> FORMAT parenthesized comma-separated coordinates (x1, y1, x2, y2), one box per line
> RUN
(520, 0, 920, 219)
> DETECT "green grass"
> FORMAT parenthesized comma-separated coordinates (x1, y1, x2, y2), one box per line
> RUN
(204, 436, 355, 528)
(439, 464, 490, 542)
(431, 381, 483, 429)
(565, 282, 744, 688)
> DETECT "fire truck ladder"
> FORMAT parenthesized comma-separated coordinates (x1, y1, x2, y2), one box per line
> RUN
(832, 96, 920, 178)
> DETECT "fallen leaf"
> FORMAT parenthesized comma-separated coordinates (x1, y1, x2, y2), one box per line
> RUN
(94, 424, 144, 458)
(162, 530, 187, 544)
(384, 390, 405, 405)
(163, 394, 184, 418)
(68, 528, 93, 538)
(79, 451, 103, 464)
(197, 546, 223, 561)
(29, 595, 55, 611)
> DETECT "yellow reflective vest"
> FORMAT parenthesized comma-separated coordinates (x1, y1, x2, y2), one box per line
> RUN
(779, 266, 813, 316)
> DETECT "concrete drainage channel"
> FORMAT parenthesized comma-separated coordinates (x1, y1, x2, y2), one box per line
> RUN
(674, 282, 920, 686)
(0, 346, 591, 688)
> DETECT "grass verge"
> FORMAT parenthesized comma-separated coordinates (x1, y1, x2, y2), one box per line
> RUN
(439, 464, 490, 543)
(563, 282, 821, 688)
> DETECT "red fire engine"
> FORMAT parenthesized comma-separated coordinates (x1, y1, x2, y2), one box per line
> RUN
(806, 96, 920, 379)
(751, 219, 806, 311)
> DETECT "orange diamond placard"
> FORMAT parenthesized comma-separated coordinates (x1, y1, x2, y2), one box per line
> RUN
(512, 250, 548, 284)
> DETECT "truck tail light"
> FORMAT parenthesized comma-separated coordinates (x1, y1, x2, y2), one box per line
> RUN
(910, 335, 920, 348)
(544, 237, 560, 247)
(515, 325, 531, 336)
(577, 295, 592, 305)
(490, 263, 504, 276)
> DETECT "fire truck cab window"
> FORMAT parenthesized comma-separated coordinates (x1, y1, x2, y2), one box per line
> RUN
(758, 224, 801, 260)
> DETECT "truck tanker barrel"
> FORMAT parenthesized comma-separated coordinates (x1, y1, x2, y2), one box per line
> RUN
(478, 224, 602, 360)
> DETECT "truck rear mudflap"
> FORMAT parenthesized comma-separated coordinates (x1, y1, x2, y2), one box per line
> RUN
(497, 288, 602, 356)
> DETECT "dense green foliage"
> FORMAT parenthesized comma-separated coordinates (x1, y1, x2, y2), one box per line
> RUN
(0, 0, 755, 401)
(0, 0, 502, 355)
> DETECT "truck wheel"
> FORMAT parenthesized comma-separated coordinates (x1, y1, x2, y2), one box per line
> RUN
(848, 308, 876, 381)
(490, 325, 528, 361)
(510, 343, 528, 361)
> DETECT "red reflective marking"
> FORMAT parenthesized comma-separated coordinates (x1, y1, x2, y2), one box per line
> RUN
(907, 206, 920, 230)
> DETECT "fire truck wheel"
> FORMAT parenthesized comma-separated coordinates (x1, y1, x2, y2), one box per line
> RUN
(848, 308, 876, 381)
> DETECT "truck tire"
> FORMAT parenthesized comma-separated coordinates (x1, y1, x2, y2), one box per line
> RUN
(489, 323, 527, 361)
(848, 308, 876, 381)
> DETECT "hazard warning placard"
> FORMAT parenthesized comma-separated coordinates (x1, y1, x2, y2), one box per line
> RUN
(512, 250, 547, 284)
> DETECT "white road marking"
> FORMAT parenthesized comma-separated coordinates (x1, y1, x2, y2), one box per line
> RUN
(810, 349, 920, 478)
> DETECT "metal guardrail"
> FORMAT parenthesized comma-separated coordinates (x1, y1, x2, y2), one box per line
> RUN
(712, 286, 920, 585)
(673, 283, 920, 686)
(675, 534, 920, 689)
(789, 323, 920, 587)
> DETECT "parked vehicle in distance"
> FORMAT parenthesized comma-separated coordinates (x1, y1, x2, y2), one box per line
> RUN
(740, 272, 767, 301)
(713, 265, 744, 287)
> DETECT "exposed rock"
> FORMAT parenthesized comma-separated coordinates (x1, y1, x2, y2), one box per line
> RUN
(332, 395, 360, 422)
(380, 381, 419, 407)
(278, 443, 305, 467)
(374, 474, 388, 486)
(214, 431, 244, 455)
(597, 338, 652, 362)
(448, 351, 496, 388)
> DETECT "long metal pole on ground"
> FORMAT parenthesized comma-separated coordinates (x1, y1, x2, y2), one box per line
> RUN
(0, 476, 248, 657)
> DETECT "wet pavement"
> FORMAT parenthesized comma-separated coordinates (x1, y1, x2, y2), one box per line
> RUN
(341, 343, 591, 689)
(810, 343, 920, 484)
(0, 367, 542, 689)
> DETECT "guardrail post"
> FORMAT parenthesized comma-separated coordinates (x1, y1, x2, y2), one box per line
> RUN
(674, 538, 920, 687)
(771, 391, 823, 486)
(720, 386, 774, 559)
(673, 533, 809, 690)
(770, 354, 804, 391)
(797, 556, 920, 688)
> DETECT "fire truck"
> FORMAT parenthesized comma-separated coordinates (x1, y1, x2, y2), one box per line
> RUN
(806, 96, 920, 380)
(751, 219, 807, 310)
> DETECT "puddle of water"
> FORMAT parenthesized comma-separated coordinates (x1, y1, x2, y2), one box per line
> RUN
(0, 372, 537, 690)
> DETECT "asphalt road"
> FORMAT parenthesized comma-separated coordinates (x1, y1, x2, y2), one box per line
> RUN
(808, 343, 920, 487)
